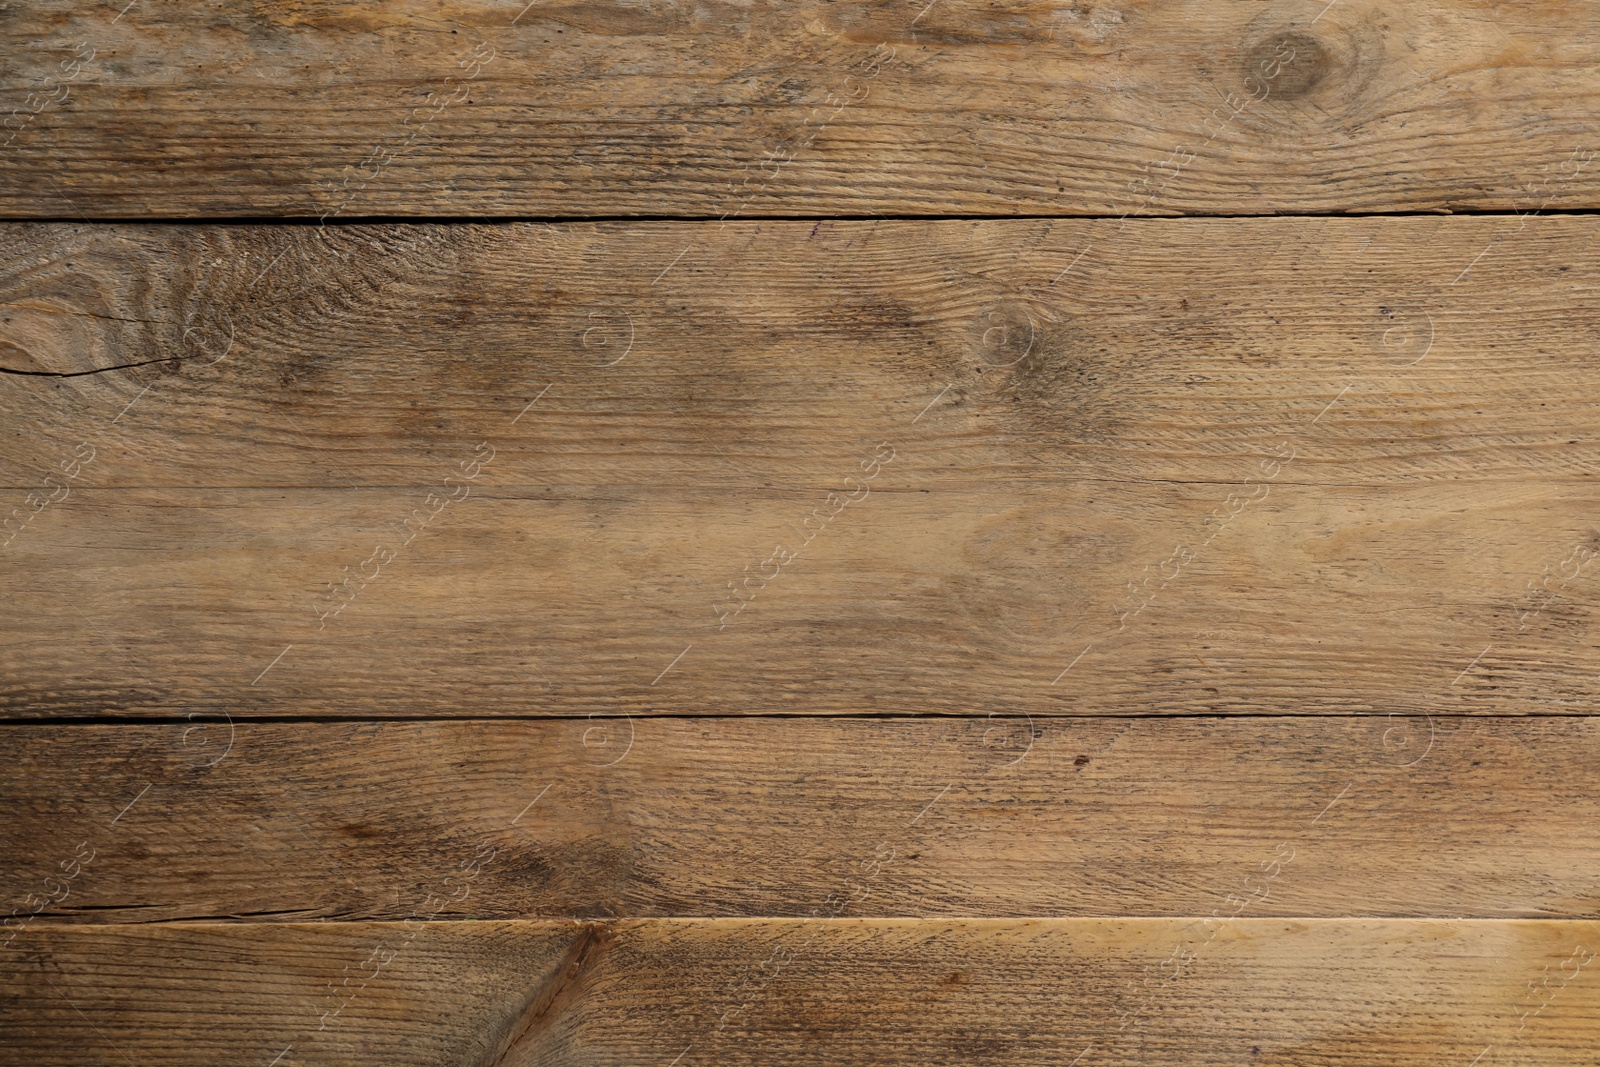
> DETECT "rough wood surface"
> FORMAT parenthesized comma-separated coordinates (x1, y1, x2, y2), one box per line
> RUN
(2, 1, 1600, 216)
(4, 918, 1598, 1065)
(4, 217, 1600, 718)
(2, 717, 1597, 924)
(6, 3, 1599, 1056)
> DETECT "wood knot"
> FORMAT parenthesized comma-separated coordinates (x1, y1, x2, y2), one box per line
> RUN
(1241, 28, 1333, 100)
(971, 300, 1038, 368)
(943, 507, 1096, 656)
(0, 298, 100, 375)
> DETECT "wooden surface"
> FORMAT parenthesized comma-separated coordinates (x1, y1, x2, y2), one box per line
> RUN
(5, 217, 1600, 718)
(5, 919, 1599, 1065)
(7, 2, 1600, 1060)
(3, 716, 1599, 923)
(2, 1, 1600, 216)
(3, 716, 1600, 927)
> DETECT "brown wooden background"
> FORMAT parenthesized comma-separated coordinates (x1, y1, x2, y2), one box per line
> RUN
(3, 1, 1599, 1064)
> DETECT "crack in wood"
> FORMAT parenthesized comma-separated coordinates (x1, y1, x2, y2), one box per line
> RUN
(477, 922, 608, 1067)
(0, 355, 179, 378)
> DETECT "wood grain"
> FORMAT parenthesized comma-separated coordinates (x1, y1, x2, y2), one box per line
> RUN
(4, 918, 1598, 1065)
(2, 1, 1600, 216)
(5, 3, 1595, 1059)
(3, 716, 1597, 923)
(4, 217, 1600, 718)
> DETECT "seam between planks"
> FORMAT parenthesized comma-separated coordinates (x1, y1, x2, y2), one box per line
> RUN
(7, 209, 1600, 226)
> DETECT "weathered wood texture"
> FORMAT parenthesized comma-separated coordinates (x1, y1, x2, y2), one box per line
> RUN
(4, 217, 1600, 718)
(4, 919, 1598, 1065)
(2, 1, 1600, 216)
(2, 717, 1597, 923)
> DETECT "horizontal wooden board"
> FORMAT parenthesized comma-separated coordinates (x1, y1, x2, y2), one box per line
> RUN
(3, 717, 1597, 923)
(1, 1, 1600, 216)
(4, 217, 1600, 717)
(3, 918, 1598, 1065)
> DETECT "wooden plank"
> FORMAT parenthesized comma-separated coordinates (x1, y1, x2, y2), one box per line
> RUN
(3, 918, 1597, 1064)
(4, 216, 1600, 717)
(1, 1, 1599, 216)
(3, 717, 1597, 923)
(0, 919, 584, 1067)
